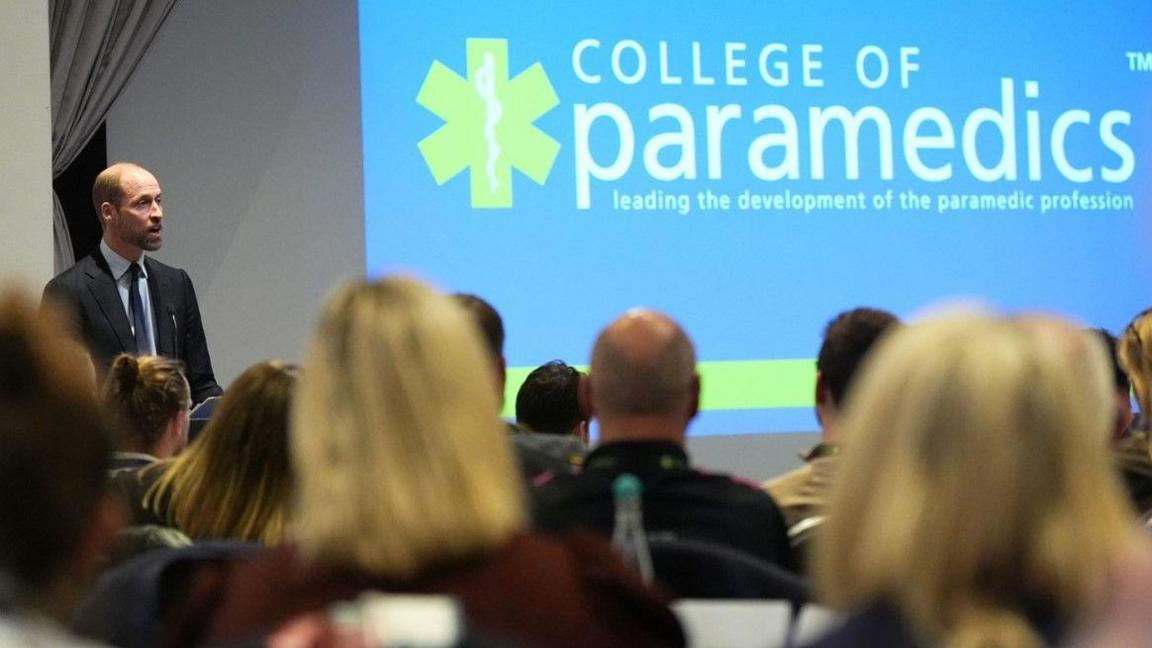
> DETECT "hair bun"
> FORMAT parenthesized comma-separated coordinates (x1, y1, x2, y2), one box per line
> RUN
(111, 354, 140, 387)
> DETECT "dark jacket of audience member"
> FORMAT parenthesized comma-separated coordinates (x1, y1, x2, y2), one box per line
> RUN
(170, 279, 682, 647)
(532, 308, 794, 573)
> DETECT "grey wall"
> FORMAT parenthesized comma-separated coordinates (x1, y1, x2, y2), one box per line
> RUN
(104, 0, 814, 479)
(105, 0, 364, 384)
(688, 431, 818, 482)
(0, 0, 53, 287)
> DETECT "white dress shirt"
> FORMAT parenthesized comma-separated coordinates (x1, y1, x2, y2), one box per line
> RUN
(100, 240, 158, 355)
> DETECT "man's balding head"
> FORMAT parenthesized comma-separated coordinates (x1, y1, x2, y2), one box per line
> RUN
(92, 162, 146, 217)
(588, 309, 699, 422)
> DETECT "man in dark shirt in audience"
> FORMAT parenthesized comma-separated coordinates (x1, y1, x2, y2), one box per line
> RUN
(762, 307, 898, 555)
(532, 308, 794, 571)
(451, 294, 584, 480)
(516, 360, 589, 444)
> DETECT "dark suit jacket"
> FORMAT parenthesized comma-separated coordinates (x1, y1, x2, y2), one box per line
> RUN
(43, 247, 223, 404)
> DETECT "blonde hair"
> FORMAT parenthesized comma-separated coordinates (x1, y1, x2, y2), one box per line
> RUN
(145, 361, 298, 544)
(101, 354, 189, 453)
(813, 313, 1135, 647)
(291, 278, 524, 579)
(1118, 308, 1152, 419)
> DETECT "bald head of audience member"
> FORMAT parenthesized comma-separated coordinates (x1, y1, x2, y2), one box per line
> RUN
(584, 309, 699, 444)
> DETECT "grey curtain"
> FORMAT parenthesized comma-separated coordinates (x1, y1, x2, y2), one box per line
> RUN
(50, 0, 179, 272)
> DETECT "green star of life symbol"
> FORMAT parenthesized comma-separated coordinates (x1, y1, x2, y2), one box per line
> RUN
(417, 38, 560, 208)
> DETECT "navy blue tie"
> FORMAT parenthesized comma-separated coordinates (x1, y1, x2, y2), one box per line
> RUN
(128, 263, 152, 355)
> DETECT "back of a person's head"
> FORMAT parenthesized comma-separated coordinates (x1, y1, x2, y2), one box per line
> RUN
(450, 292, 505, 364)
(146, 360, 298, 544)
(0, 289, 113, 601)
(814, 312, 1135, 648)
(516, 360, 584, 434)
(1093, 328, 1132, 395)
(294, 278, 523, 579)
(1119, 309, 1152, 418)
(101, 354, 190, 455)
(816, 307, 899, 406)
(590, 309, 697, 421)
(1091, 328, 1134, 440)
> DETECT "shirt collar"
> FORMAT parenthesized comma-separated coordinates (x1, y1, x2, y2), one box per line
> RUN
(583, 440, 690, 473)
(100, 239, 148, 281)
(800, 442, 840, 462)
(111, 451, 159, 463)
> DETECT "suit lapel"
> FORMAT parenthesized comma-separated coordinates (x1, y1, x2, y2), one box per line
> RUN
(85, 250, 135, 352)
(147, 259, 175, 357)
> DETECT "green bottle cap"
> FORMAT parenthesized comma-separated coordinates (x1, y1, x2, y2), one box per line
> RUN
(613, 473, 643, 499)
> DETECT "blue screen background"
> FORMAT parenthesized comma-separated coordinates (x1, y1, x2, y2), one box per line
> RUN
(360, 1, 1152, 435)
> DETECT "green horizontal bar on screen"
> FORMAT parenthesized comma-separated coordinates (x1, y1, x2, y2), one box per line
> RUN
(501, 358, 816, 418)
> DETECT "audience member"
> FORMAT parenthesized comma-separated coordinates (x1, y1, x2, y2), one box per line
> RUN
(141, 361, 298, 544)
(169, 279, 683, 647)
(1093, 327, 1152, 516)
(516, 359, 588, 442)
(1094, 328, 1137, 440)
(1118, 308, 1152, 429)
(809, 313, 1142, 647)
(1117, 313, 1152, 518)
(452, 293, 585, 479)
(532, 308, 795, 571)
(0, 289, 122, 643)
(763, 307, 898, 557)
(101, 354, 191, 473)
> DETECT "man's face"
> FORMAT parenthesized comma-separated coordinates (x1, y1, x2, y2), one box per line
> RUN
(103, 167, 164, 255)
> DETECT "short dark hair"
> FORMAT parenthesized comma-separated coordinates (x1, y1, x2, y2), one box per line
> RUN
(516, 360, 585, 434)
(1091, 328, 1131, 394)
(451, 293, 505, 362)
(0, 290, 112, 593)
(817, 307, 899, 406)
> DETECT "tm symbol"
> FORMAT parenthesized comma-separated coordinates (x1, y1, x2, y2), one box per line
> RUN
(1126, 51, 1152, 72)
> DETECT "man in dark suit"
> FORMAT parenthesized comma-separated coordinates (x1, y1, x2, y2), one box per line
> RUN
(532, 309, 795, 571)
(44, 163, 222, 404)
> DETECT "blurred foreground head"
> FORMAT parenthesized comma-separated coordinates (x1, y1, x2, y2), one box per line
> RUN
(292, 277, 523, 578)
(0, 288, 114, 611)
(815, 312, 1135, 647)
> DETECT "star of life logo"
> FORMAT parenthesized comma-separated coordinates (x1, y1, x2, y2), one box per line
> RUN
(417, 38, 560, 208)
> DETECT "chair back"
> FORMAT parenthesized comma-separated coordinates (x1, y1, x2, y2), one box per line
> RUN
(648, 536, 810, 604)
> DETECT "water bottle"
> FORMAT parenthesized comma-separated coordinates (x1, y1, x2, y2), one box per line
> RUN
(611, 473, 654, 584)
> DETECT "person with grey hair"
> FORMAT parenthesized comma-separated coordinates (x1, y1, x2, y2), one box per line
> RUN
(531, 309, 794, 571)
